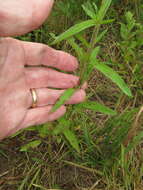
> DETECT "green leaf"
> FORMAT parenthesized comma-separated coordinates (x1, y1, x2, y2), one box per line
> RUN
(63, 129, 80, 153)
(97, 0, 112, 21)
(90, 46, 100, 61)
(37, 124, 51, 137)
(77, 101, 117, 115)
(94, 29, 108, 44)
(126, 11, 135, 31)
(76, 33, 90, 48)
(53, 117, 71, 135)
(100, 19, 115, 24)
(67, 37, 84, 59)
(120, 23, 129, 39)
(125, 131, 143, 153)
(83, 46, 100, 81)
(52, 19, 96, 45)
(51, 88, 75, 113)
(20, 140, 41, 152)
(54, 118, 80, 152)
(94, 62, 133, 97)
(82, 3, 96, 19)
(82, 2, 98, 19)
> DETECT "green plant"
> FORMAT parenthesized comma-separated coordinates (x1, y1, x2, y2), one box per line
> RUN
(48, 0, 133, 151)
(2, 1, 143, 190)
(119, 11, 143, 95)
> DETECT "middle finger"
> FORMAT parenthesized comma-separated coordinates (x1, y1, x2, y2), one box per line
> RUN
(25, 67, 79, 89)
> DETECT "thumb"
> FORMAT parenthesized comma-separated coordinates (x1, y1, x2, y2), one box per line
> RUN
(0, 0, 54, 37)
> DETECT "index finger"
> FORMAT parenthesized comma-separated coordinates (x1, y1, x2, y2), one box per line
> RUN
(22, 41, 78, 72)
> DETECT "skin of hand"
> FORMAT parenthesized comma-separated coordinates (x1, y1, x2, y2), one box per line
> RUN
(0, 38, 86, 140)
(0, 0, 54, 36)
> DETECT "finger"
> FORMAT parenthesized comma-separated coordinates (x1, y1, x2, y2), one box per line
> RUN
(66, 89, 86, 104)
(21, 105, 66, 128)
(22, 41, 78, 72)
(0, 0, 54, 36)
(81, 82, 88, 90)
(28, 88, 86, 107)
(25, 67, 79, 89)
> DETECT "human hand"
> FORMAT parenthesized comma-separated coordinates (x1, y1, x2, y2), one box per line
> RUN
(0, 38, 86, 140)
(0, 0, 54, 36)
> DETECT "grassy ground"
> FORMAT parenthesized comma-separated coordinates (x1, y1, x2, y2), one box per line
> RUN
(0, 0, 143, 190)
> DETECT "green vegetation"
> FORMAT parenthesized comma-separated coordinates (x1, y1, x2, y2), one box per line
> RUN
(0, 0, 143, 189)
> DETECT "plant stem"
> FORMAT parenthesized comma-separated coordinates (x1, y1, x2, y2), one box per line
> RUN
(134, 0, 140, 21)
(88, 24, 100, 52)
(79, 24, 101, 85)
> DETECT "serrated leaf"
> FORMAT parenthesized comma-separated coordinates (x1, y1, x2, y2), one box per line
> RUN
(63, 129, 80, 153)
(77, 101, 117, 115)
(52, 19, 96, 45)
(20, 140, 41, 152)
(51, 88, 75, 113)
(94, 62, 133, 97)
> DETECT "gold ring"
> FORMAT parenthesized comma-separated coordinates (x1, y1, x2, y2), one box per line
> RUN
(30, 89, 38, 108)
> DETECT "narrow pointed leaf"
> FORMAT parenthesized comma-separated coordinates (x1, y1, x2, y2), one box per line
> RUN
(76, 33, 90, 48)
(52, 19, 96, 45)
(94, 62, 132, 97)
(63, 129, 80, 153)
(77, 101, 117, 115)
(90, 46, 100, 61)
(83, 46, 100, 80)
(82, 4, 96, 19)
(67, 37, 84, 59)
(94, 29, 108, 44)
(20, 140, 42, 152)
(97, 0, 112, 21)
(100, 19, 115, 24)
(51, 88, 75, 113)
